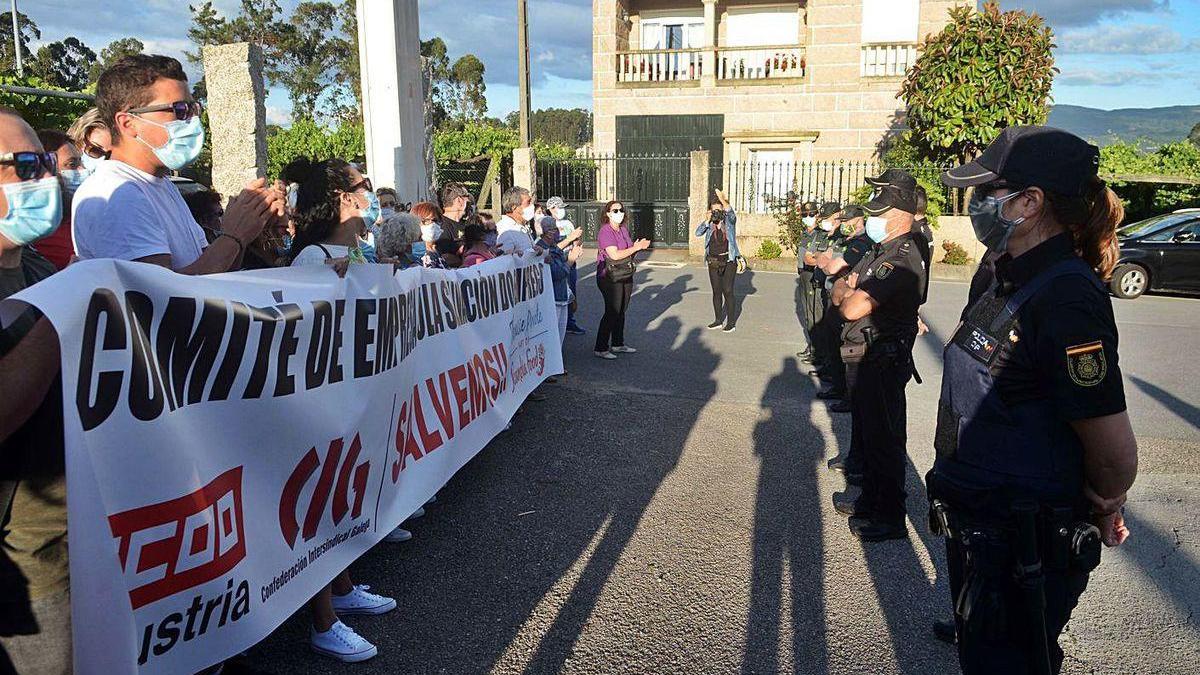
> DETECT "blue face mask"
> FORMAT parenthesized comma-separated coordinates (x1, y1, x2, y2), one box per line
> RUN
(80, 153, 105, 173)
(134, 114, 205, 170)
(411, 241, 427, 259)
(0, 177, 63, 246)
(59, 169, 90, 197)
(361, 190, 381, 226)
(865, 216, 890, 243)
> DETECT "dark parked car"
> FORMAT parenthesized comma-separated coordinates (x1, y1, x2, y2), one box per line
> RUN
(1112, 209, 1200, 299)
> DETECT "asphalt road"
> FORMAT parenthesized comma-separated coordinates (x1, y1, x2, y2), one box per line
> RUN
(248, 261, 1200, 675)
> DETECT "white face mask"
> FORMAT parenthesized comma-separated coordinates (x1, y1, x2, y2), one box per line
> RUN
(421, 222, 443, 242)
(552, 207, 565, 221)
(802, 216, 816, 227)
(609, 211, 625, 225)
(521, 204, 536, 221)
(820, 219, 835, 232)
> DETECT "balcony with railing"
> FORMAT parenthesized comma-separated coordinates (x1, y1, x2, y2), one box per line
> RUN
(717, 45, 806, 82)
(860, 43, 918, 78)
(616, 45, 806, 86)
(616, 48, 704, 84)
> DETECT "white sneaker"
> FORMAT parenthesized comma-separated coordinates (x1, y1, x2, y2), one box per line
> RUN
(310, 621, 378, 662)
(408, 506, 426, 519)
(594, 350, 617, 360)
(383, 526, 412, 543)
(332, 585, 397, 616)
(611, 345, 637, 354)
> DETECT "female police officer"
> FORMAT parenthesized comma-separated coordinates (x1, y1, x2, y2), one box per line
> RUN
(930, 126, 1138, 674)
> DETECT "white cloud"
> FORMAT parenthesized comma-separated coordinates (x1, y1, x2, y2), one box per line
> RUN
(266, 105, 291, 126)
(1057, 69, 1168, 86)
(1057, 24, 1195, 54)
(999, 0, 1169, 27)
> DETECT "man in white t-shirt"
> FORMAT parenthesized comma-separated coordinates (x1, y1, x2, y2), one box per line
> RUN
(73, 54, 282, 273)
(495, 185, 542, 256)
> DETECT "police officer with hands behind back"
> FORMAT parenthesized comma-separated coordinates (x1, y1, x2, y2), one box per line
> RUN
(830, 170, 927, 541)
(929, 126, 1137, 674)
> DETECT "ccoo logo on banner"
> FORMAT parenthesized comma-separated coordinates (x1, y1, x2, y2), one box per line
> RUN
(3, 254, 561, 674)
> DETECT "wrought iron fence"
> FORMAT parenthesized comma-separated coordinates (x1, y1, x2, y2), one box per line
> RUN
(434, 156, 512, 206)
(536, 153, 691, 204)
(716, 160, 962, 215)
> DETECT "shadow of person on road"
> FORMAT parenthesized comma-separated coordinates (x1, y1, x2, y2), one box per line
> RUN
(741, 356, 829, 675)
(1129, 375, 1200, 432)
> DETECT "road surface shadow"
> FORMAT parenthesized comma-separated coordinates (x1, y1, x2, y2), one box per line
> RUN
(741, 357, 829, 675)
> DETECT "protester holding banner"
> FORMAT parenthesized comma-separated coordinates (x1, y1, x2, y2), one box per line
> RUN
(285, 153, 400, 662)
(496, 186, 542, 256)
(73, 54, 285, 274)
(0, 107, 72, 675)
(535, 218, 583, 345)
(462, 222, 498, 267)
(412, 201, 448, 269)
(594, 200, 650, 360)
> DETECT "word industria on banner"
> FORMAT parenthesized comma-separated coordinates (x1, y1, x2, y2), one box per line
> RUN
(2, 254, 560, 674)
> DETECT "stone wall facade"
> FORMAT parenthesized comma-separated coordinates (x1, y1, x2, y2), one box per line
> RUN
(593, 0, 968, 162)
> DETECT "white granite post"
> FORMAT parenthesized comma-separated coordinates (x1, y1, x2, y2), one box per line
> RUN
(201, 42, 267, 201)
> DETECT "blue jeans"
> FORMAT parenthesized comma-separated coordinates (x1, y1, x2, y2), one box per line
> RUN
(567, 265, 580, 328)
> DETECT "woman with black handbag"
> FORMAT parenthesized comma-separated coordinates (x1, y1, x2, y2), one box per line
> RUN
(594, 200, 651, 359)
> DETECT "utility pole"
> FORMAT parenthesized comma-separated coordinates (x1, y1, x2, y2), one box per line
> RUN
(11, 0, 22, 78)
(516, 0, 532, 147)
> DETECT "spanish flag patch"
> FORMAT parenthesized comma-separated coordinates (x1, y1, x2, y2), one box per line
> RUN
(1066, 341, 1106, 387)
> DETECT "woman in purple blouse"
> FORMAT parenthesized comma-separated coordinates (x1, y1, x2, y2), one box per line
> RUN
(594, 200, 651, 359)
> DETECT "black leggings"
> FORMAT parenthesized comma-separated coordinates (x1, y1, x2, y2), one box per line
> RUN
(595, 275, 633, 351)
(708, 258, 737, 324)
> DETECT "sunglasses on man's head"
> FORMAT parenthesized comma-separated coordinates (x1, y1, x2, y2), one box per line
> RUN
(0, 152, 58, 180)
(128, 100, 204, 121)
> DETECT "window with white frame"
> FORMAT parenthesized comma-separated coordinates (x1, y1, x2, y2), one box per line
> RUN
(725, 6, 801, 47)
(640, 12, 705, 50)
(861, 0, 919, 76)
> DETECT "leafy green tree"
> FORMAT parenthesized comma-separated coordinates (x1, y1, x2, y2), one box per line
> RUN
(329, 0, 361, 123)
(31, 37, 96, 91)
(900, 1, 1056, 162)
(0, 74, 89, 131)
(186, 2, 235, 65)
(421, 38, 452, 129)
(448, 54, 487, 122)
(273, 2, 342, 119)
(433, 122, 517, 162)
(1189, 122, 1200, 149)
(0, 11, 39, 74)
(89, 37, 144, 84)
(266, 118, 365, 179)
(1101, 140, 1200, 221)
(505, 108, 593, 148)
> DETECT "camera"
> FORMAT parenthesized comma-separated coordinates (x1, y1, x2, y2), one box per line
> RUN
(711, 209, 724, 223)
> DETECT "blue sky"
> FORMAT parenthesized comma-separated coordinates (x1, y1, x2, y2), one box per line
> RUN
(20, 0, 1200, 122)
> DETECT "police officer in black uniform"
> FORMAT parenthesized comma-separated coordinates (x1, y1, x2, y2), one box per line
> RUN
(815, 207, 872, 421)
(829, 172, 927, 540)
(929, 126, 1138, 673)
(795, 201, 821, 361)
(806, 201, 842, 375)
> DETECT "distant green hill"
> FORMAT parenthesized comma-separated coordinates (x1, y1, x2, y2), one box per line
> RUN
(1048, 104, 1200, 147)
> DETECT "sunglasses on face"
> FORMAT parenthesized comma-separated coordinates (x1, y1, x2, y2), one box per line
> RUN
(0, 152, 58, 180)
(82, 142, 110, 160)
(608, 208, 624, 214)
(349, 178, 374, 193)
(128, 100, 204, 121)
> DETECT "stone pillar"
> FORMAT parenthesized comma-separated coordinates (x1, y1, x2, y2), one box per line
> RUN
(201, 42, 267, 202)
(689, 149, 710, 259)
(357, 0, 429, 200)
(701, 0, 718, 88)
(512, 147, 537, 195)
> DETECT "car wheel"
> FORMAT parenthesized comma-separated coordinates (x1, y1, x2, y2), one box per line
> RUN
(1111, 264, 1148, 299)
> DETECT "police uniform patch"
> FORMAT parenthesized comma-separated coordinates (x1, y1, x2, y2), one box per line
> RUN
(875, 262, 894, 279)
(1066, 341, 1107, 387)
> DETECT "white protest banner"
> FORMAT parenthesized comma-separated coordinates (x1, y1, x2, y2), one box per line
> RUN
(1, 254, 561, 674)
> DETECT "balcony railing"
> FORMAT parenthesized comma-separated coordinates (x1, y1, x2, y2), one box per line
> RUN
(616, 48, 704, 83)
(717, 45, 806, 81)
(861, 43, 917, 77)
